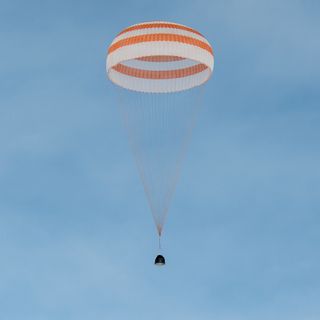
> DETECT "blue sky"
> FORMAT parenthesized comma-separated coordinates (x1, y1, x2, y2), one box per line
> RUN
(0, 0, 320, 319)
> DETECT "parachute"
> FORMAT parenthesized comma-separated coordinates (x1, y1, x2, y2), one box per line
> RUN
(107, 21, 214, 251)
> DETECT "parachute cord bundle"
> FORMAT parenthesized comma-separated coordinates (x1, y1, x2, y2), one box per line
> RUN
(118, 85, 204, 237)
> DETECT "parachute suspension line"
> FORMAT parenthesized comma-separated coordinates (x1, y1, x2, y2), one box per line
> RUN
(154, 84, 206, 234)
(118, 88, 159, 227)
(117, 76, 206, 241)
(158, 234, 162, 251)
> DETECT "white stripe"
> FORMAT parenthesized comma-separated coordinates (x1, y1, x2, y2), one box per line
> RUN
(107, 41, 214, 72)
(108, 68, 211, 93)
(111, 27, 210, 46)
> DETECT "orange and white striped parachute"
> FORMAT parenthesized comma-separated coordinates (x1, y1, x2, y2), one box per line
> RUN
(107, 21, 214, 244)
(107, 21, 214, 93)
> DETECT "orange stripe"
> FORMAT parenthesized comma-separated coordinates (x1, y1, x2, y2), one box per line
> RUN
(136, 55, 185, 62)
(119, 22, 203, 37)
(109, 33, 213, 55)
(112, 63, 208, 79)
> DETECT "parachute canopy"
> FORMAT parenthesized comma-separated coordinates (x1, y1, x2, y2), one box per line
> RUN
(107, 21, 214, 93)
